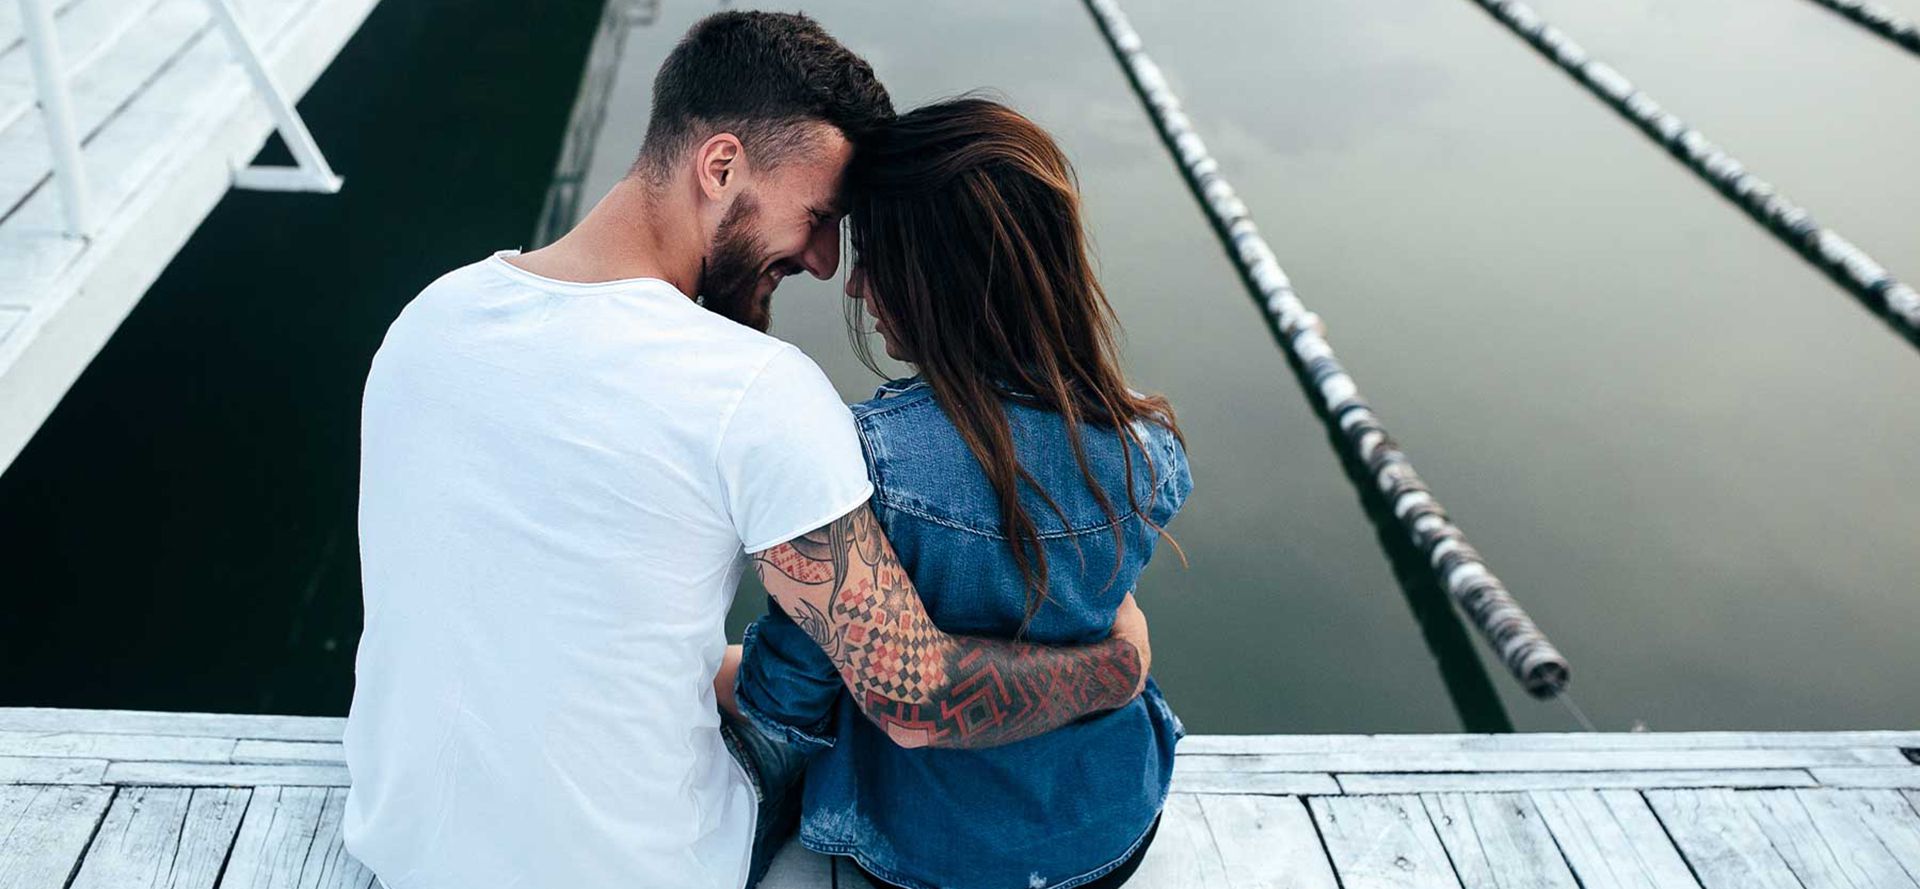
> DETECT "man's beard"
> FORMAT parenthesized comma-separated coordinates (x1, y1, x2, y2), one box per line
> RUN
(698, 197, 773, 332)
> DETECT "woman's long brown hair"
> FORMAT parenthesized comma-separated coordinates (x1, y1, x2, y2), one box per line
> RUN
(845, 97, 1183, 635)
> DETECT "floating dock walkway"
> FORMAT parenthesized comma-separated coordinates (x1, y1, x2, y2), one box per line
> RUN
(1, 707, 1917, 887)
(0, 0, 379, 474)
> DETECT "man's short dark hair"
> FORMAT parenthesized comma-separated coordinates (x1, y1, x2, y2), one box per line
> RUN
(633, 11, 894, 182)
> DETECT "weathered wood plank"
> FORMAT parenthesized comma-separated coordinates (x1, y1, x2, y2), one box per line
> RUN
(0, 708, 344, 742)
(1745, 788, 1920, 888)
(70, 786, 194, 889)
(1337, 769, 1817, 794)
(68, 787, 249, 889)
(756, 838, 831, 889)
(0, 730, 234, 762)
(0, 784, 114, 889)
(1423, 792, 1579, 888)
(105, 762, 350, 787)
(1171, 770, 1340, 796)
(1310, 795, 1463, 889)
(177, 790, 254, 888)
(220, 786, 330, 889)
(1180, 732, 1920, 755)
(1644, 789, 1803, 889)
(1799, 789, 1920, 885)
(0, 755, 108, 784)
(1195, 795, 1339, 889)
(1529, 789, 1700, 889)
(292, 788, 374, 889)
(233, 741, 344, 766)
(1180, 748, 1904, 774)
(1126, 794, 1230, 888)
(1812, 766, 1920, 788)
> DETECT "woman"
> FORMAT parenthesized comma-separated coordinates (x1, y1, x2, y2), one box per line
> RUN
(727, 97, 1191, 889)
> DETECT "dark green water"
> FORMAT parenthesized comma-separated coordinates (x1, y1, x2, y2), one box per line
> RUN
(3, 0, 1916, 734)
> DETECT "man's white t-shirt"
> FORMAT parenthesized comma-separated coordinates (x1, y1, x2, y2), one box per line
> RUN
(344, 252, 873, 889)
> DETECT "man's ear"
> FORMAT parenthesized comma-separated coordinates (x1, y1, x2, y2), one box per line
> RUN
(696, 133, 744, 200)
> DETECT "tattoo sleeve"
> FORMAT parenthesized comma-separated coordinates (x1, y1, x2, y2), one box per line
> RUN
(750, 504, 1144, 749)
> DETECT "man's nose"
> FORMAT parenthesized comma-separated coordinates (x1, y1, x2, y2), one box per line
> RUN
(800, 220, 841, 280)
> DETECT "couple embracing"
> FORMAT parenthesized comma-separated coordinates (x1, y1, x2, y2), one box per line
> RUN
(344, 11, 1192, 889)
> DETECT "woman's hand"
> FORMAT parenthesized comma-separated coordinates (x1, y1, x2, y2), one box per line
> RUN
(1110, 593, 1151, 697)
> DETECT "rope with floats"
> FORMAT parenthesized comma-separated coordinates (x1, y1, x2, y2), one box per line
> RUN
(1081, 0, 1572, 698)
(1466, 0, 1920, 348)
(1803, 0, 1920, 57)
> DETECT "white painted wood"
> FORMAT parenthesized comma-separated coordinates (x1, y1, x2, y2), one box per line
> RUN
(68, 785, 245, 889)
(0, 0, 380, 473)
(1528, 789, 1700, 889)
(0, 755, 108, 784)
(1195, 794, 1339, 889)
(1812, 766, 1920, 788)
(1179, 732, 1920, 755)
(292, 788, 374, 889)
(0, 708, 343, 741)
(0, 783, 113, 889)
(0, 729, 234, 761)
(105, 762, 350, 787)
(1126, 794, 1231, 888)
(1800, 789, 1920, 884)
(220, 785, 329, 888)
(1744, 788, 1919, 888)
(1338, 769, 1817, 794)
(1309, 795, 1463, 889)
(233, 740, 344, 766)
(0, 0, 210, 218)
(175, 789, 253, 888)
(1644, 789, 1803, 889)
(1179, 748, 1903, 774)
(70, 786, 191, 889)
(0, 0, 168, 134)
(0, 308, 23, 344)
(755, 838, 830, 889)
(1423, 792, 1579, 888)
(1171, 770, 1340, 795)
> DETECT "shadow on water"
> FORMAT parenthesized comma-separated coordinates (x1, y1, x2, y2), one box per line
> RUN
(1089, 16, 1515, 733)
(0, 0, 608, 715)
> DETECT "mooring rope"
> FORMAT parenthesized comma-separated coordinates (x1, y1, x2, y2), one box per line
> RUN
(1804, 0, 1920, 57)
(1081, 0, 1571, 698)
(1467, 0, 1920, 347)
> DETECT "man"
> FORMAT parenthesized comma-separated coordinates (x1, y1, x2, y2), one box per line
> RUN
(344, 12, 1150, 889)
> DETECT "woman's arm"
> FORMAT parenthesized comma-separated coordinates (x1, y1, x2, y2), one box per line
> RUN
(750, 502, 1149, 750)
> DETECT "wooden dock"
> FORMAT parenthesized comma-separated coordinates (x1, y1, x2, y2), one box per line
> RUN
(0, 0, 378, 474)
(1, 708, 1915, 887)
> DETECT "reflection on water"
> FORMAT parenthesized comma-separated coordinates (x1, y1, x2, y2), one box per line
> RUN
(589, 0, 1920, 733)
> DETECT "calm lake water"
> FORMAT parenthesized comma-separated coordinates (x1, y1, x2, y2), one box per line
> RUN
(2, 0, 1915, 734)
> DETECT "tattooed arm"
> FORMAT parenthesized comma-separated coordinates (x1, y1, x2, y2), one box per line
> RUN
(750, 502, 1147, 750)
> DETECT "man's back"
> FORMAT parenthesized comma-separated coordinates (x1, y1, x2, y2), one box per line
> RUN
(344, 252, 871, 888)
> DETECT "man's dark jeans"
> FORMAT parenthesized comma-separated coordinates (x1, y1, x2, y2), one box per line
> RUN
(719, 711, 811, 888)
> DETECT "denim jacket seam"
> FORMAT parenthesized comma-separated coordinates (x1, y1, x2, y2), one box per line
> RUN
(872, 490, 1145, 541)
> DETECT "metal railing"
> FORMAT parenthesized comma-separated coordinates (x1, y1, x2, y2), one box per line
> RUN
(13, 0, 344, 240)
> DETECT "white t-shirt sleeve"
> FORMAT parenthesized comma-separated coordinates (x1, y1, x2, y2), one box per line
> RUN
(717, 345, 876, 554)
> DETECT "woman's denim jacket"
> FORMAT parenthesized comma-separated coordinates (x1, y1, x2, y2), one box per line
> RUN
(736, 377, 1192, 889)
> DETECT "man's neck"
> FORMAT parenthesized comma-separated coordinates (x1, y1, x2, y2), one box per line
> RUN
(505, 177, 702, 298)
